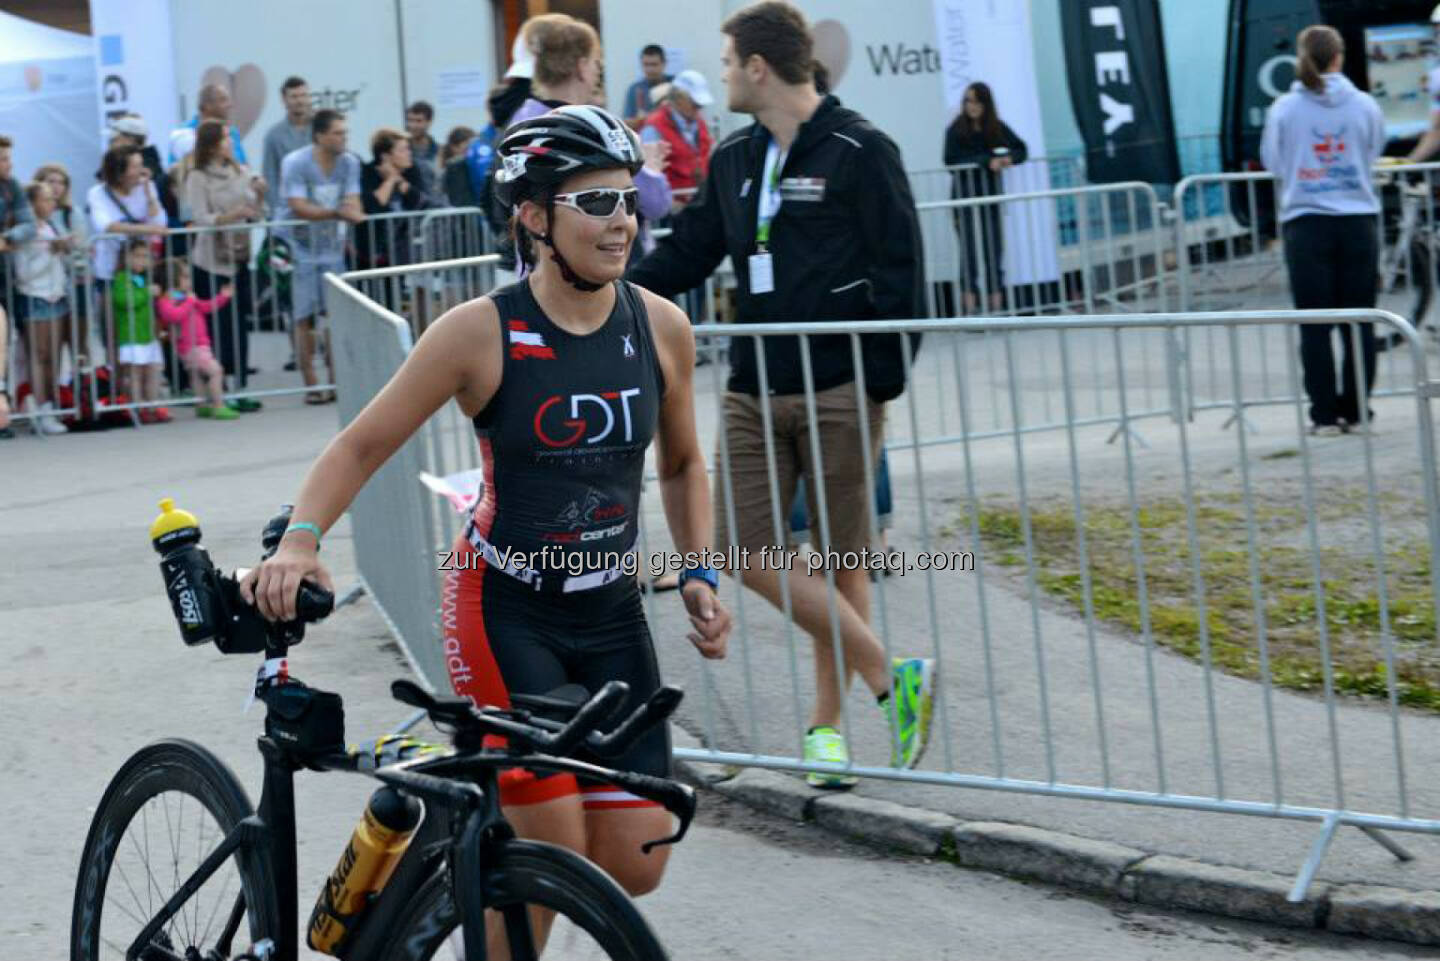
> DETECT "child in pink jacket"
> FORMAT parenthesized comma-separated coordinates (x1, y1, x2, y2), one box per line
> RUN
(156, 259, 236, 419)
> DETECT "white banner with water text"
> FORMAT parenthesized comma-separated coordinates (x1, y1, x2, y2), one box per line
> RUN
(932, 0, 1060, 287)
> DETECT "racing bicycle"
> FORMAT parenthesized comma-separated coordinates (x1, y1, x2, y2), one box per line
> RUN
(70, 509, 694, 960)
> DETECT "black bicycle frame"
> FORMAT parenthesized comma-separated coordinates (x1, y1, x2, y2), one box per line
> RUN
(119, 701, 690, 960)
(118, 725, 526, 961)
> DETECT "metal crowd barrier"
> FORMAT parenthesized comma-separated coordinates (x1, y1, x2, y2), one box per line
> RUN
(916, 181, 1168, 320)
(416, 206, 488, 263)
(325, 269, 454, 686)
(682, 309, 1440, 901)
(326, 253, 1440, 898)
(909, 183, 1180, 447)
(327, 255, 502, 686)
(1173, 162, 1440, 422)
(0, 207, 478, 429)
(908, 158, 1081, 210)
(905, 132, 1221, 205)
(77, 218, 335, 419)
(0, 236, 88, 432)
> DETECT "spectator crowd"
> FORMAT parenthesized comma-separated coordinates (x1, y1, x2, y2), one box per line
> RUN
(0, 16, 748, 439)
(0, 60, 565, 434)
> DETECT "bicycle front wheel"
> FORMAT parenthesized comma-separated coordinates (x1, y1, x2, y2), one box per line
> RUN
(1377, 237, 1433, 352)
(375, 839, 667, 960)
(70, 739, 279, 961)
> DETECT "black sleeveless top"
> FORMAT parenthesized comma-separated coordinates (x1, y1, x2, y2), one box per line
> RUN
(468, 279, 665, 570)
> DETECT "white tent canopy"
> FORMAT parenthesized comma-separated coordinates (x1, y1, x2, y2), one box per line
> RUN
(0, 10, 92, 62)
(0, 10, 99, 204)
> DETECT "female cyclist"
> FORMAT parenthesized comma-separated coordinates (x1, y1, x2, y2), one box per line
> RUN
(241, 104, 731, 943)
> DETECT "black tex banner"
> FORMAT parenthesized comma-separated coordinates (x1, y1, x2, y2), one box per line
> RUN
(1060, 0, 1181, 184)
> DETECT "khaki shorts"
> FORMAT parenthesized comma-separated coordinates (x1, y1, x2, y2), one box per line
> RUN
(713, 382, 885, 557)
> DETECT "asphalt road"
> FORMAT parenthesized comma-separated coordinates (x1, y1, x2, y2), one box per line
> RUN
(1, 342, 1433, 958)
(655, 792, 1430, 961)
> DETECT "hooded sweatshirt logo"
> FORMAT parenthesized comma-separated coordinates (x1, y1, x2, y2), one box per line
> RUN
(1310, 127, 1346, 166)
(1297, 123, 1360, 190)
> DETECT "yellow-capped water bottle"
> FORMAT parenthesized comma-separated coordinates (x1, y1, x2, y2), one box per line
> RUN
(307, 785, 423, 955)
(150, 498, 220, 647)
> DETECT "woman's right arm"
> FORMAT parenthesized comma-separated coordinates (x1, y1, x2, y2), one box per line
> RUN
(242, 297, 503, 620)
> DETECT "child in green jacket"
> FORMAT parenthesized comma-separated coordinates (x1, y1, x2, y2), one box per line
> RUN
(111, 238, 170, 423)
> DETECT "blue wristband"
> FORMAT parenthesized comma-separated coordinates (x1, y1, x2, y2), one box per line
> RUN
(677, 565, 719, 592)
(283, 522, 322, 549)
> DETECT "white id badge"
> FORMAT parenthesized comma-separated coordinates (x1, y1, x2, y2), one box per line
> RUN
(748, 253, 775, 294)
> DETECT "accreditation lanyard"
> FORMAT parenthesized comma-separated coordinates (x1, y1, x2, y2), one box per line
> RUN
(750, 140, 786, 295)
(755, 139, 787, 251)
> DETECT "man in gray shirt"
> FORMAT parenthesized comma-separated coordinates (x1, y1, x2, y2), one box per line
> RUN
(263, 76, 313, 217)
(280, 109, 362, 402)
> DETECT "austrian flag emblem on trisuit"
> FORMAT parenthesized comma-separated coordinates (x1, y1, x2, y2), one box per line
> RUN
(508, 320, 556, 360)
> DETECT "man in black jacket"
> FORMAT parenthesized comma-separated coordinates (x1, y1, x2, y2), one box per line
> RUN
(629, 0, 934, 788)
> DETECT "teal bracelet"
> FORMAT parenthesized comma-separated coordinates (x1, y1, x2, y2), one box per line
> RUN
(283, 522, 323, 549)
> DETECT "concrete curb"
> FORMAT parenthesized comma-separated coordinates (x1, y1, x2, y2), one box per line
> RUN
(952, 822, 1145, 895)
(668, 737, 1440, 948)
(813, 793, 959, 856)
(1328, 884, 1440, 943)
(1124, 855, 1326, 929)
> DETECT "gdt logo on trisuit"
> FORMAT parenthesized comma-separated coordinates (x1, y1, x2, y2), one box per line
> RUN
(533, 389, 642, 448)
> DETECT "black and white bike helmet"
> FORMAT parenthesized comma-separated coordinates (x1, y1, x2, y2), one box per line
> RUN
(494, 104, 643, 210)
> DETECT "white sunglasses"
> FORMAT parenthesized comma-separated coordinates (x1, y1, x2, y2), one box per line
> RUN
(552, 187, 639, 219)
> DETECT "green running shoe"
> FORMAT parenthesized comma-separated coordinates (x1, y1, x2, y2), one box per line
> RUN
(886, 657, 936, 769)
(804, 726, 859, 790)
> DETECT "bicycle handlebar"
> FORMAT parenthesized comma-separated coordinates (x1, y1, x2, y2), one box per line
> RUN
(606, 769, 697, 851)
(376, 766, 485, 807)
(589, 686, 684, 756)
(546, 680, 628, 756)
(386, 677, 696, 846)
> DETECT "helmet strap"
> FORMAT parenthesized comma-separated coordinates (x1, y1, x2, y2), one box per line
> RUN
(539, 197, 607, 293)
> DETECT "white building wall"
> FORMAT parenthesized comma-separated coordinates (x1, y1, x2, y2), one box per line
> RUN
(168, 0, 496, 165)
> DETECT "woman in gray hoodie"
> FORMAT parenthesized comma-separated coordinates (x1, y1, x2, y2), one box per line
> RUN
(1260, 25, 1385, 435)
